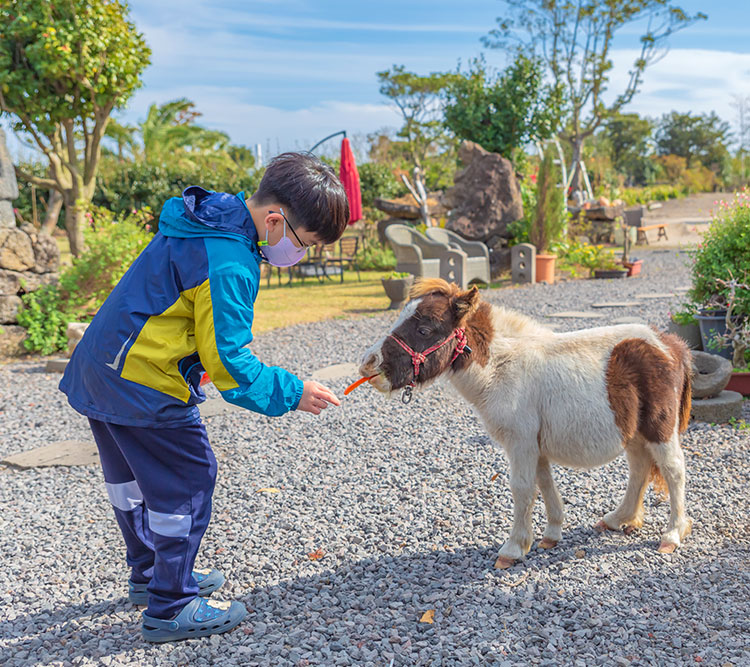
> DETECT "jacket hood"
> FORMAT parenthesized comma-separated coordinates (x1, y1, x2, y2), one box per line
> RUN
(159, 186, 259, 244)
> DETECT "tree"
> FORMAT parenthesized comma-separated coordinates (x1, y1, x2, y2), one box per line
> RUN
(483, 0, 705, 195)
(0, 0, 150, 255)
(655, 111, 731, 170)
(377, 66, 457, 225)
(602, 112, 655, 185)
(444, 53, 563, 160)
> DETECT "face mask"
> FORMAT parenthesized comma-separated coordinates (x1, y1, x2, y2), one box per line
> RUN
(258, 209, 308, 267)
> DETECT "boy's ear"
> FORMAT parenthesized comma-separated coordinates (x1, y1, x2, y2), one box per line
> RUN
(264, 211, 282, 231)
(452, 285, 480, 322)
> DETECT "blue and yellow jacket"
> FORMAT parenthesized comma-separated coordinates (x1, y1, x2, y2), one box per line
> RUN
(59, 186, 303, 427)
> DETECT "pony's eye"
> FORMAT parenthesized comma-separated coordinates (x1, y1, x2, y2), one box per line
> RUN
(417, 326, 430, 337)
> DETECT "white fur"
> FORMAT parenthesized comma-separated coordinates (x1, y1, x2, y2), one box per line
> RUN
(364, 304, 690, 562)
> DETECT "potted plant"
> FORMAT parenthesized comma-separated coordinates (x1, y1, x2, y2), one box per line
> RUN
(619, 221, 642, 277)
(528, 149, 566, 284)
(666, 306, 702, 350)
(381, 271, 414, 310)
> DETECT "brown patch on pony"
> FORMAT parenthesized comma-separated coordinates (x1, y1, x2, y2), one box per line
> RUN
(410, 278, 460, 300)
(605, 338, 685, 444)
(658, 331, 693, 433)
(453, 301, 494, 370)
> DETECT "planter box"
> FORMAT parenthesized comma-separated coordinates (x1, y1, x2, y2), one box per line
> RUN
(726, 372, 750, 397)
(666, 319, 702, 350)
(594, 268, 628, 279)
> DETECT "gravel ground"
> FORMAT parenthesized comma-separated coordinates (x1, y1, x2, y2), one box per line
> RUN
(1, 248, 748, 666)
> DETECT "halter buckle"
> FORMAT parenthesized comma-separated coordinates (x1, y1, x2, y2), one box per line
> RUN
(401, 386, 413, 405)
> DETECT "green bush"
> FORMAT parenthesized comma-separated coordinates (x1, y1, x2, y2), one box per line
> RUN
(17, 207, 153, 354)
(356, 241, 397, 271)
(688, 189, 750, 315)
(358, 162, 408, 209)
(555, 239, 620, 277)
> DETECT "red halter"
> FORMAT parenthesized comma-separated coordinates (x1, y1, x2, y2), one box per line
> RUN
(387, 327, 471, 389)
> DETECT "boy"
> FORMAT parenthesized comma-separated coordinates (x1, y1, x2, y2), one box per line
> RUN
(60, 152, 350, 642)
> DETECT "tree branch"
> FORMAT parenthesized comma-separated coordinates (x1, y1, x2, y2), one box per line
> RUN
(14, 166, 62, 192)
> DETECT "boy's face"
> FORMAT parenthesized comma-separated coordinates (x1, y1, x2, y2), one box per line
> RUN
(264, 210, 322, 249)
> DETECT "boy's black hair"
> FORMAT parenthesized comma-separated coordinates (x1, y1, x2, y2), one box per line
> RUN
(253, 152, 350, 244)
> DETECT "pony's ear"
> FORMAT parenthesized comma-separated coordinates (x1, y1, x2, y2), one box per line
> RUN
(452, 285, 480, 322)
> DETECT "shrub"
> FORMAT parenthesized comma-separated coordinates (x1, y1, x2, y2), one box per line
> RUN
(17, 207, 153, 354)
(688, 188, 750, 315)
(356, 240, 397, 271)
(555, 239, 620, 277)
(358, 162, 408, 209)
(528, 149, 565, 253)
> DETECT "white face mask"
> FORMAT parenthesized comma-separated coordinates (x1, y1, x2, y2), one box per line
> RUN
(258, 208, 308, 267)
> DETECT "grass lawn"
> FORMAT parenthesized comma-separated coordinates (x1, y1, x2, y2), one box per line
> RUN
(253, 270, 393, 333)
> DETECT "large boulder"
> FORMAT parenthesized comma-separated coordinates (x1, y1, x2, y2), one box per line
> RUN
(0, 128, 19, 229)
(442, 141, 523, 242)
(19, 223, 60, 273)
(0, 228, 35, 271)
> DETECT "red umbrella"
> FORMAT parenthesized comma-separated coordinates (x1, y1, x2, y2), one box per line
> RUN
(339, 137, 362, 224)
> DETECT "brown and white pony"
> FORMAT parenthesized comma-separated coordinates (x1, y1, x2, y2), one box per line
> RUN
(360, 279, 693, 568)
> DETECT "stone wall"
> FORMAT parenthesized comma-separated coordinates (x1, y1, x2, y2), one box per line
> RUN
(0, 128, 60, 328)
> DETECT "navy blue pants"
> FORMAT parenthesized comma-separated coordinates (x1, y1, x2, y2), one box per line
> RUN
(89, 418, 217, 619)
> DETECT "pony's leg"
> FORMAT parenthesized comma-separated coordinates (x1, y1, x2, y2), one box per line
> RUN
(645, 431, 691, 553)
(536, 457, 563, 549)
(495, 444, 538, 569)
(597, 435, 651, 534)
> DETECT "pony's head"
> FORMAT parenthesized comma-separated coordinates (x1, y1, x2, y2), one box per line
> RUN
(360, 279, 481, 395)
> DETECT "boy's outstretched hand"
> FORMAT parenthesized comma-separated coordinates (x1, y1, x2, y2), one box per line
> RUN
(298, 380, 341, 415)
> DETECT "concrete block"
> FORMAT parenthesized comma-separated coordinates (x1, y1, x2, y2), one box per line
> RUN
(45, 358, 69, 372)
(511, 243, 535, 284)
(2, 440, 98, 468)
(690, 390, 743, 423)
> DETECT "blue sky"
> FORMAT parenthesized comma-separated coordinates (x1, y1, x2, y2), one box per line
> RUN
(6, 1, 750, 160)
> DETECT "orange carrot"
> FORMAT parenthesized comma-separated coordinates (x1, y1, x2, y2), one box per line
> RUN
(344, 374, 377, 395)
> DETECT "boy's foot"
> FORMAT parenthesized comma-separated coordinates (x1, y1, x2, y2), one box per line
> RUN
(142, 597, 247, 643)
(128, 568, 225, 606)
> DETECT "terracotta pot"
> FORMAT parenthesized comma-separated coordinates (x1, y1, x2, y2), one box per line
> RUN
(535, 254, 557, 284)
(623, 259, 642, 277)
(726, 372, 750, 396)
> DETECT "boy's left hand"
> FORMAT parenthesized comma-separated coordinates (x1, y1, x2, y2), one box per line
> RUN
(298, 380, 341, 415)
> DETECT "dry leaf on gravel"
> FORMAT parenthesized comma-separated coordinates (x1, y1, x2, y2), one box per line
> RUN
(575, 549, 586, 558)
(419, 609, 435, 624)
(256, 487, 280, 494)
(308, 548, 325, 561)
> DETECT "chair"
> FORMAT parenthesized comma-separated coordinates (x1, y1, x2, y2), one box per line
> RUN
(321, 235, 361, 282)
(424, 227, 490, 286)
(384, 224, 470, 288)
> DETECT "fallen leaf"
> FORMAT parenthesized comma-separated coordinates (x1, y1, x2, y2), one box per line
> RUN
(575, 549, 586, 559)
(256, 487, 280, 494)
(308, 548, 325, 561)
(490, 473, 499, 482)
(419, 609, 435, 624)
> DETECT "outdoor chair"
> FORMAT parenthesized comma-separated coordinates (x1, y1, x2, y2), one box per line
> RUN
(384, 223, 470, 289)
(424, 227, 490, 286)
(320, 235, 361, 282)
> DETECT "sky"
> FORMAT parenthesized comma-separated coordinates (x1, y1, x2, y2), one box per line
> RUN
(5, 0, 750, 161)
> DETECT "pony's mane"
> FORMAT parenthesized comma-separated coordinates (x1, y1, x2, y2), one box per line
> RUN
(410, 278, 461, 300)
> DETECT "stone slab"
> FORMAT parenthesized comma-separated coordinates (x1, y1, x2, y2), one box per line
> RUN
(591, 301, 642, 309)
(635, 293, 676, 300)
(2, 440, 98, 468)
(611, 317, 647, 325)
(45, 358, 69, 372)
(546, 311, 605, 319)
(674, 286, 690, 293)
(199, 397, 243, 418)
(311, 362, 359, 381)
(690, 390, 743, 424)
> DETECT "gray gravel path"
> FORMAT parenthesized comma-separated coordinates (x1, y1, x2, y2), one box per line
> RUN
(1, 248, 748, 666)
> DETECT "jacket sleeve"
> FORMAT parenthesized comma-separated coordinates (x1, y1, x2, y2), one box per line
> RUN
(191, 269, 303, 416)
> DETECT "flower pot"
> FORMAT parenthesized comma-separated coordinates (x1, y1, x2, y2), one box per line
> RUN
(593, 268, 628, 279)
(726, 371, 750, 396)
(535, 254, 557, 284)
(382, 276, 414, 310)
(666, 319, 702, 350)
(695, 310, 733, 360)
(623, 259, 642, 277)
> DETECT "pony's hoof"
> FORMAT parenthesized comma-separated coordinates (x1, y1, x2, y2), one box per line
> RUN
(657, 541, 677, 554)
(594, 520, 613, 533)
(538, 537, 557, 550)
(623, 525, 638, 536)
(494, 555, 517, 569)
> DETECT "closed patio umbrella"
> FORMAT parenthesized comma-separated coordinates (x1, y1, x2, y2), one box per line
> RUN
(339, 137, 362, 224)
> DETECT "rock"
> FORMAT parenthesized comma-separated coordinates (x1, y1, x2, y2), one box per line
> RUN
(0, 128, 19, 203)
(33, 234, 60, 273)
(66, 322, 89, 357)
(690, 390, 743, 423)
(0, 228, 35, 271)
(45, 358, 69, 372)
(0, 268, 58, 295)
(373, 198, 421, 220)
(0, 323, 27, 356)
(0, 294, 22, 323)
(442, 141, 523, 241)
(1, 440, 99, 468)
(691, 351, 733, 399)
(0, 200, 14, 228)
